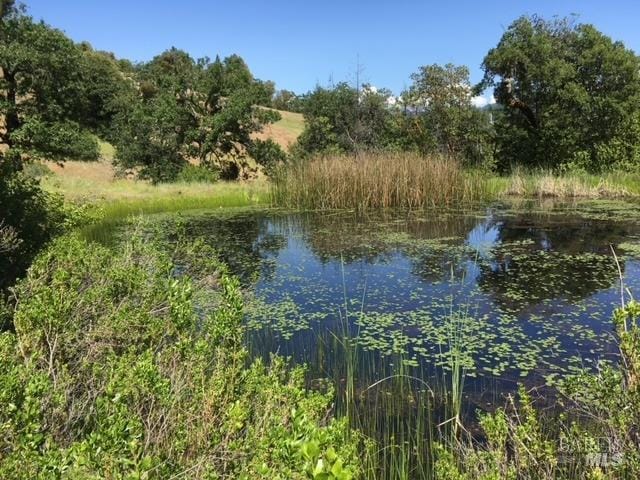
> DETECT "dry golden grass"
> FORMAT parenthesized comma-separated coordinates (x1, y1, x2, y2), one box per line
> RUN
(253, 110, 305, 149)
(272, 152, 492, 210)
(44, 158, 117, 183)
(504, 169, 630, 198)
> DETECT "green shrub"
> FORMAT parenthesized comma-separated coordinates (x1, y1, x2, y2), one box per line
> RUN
(0, 224, 362, 478)
(13, 118, 100, 161)
(249, 138, 288, 176)
(175, 163, 220, 183)
(0, 155, 68, 292)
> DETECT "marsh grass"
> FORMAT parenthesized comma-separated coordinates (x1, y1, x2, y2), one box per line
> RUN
(504, 167, 639, 198)
(272, 154, 640, 210)
(271, 153, 495, 210)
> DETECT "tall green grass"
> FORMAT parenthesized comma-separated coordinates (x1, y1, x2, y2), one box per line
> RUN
(81, 184, 268, 242)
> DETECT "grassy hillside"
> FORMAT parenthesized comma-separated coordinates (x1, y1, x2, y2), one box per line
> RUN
(254, 109, 305, 148)
(39, 110, 302, 203)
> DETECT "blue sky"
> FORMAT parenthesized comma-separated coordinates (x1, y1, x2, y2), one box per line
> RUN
(26, 1, 640, 101)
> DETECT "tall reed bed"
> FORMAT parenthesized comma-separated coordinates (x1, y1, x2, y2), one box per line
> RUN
(272, 153, 494, 210)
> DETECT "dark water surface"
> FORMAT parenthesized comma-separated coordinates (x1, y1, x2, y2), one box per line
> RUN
(178, 200, 640, 409)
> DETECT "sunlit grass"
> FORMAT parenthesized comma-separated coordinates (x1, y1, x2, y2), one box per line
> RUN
(274, 110, 305, 138)
(98, 185, 267, 217)
(501, 167, 640, 198)
(42, 165, 268, 242)
(76, 183, 268, 243)
(43, 170, 265, 202)
(272, 152, 497, 210)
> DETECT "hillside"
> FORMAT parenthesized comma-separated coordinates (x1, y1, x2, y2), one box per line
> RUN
(40, 109, 304, 201)
(253, 109, 305, 148)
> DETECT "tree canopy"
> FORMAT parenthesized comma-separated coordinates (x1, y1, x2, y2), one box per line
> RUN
(480, 15, 640, 171)
(2, 4, 640, 177)
(403, 63, 493, 165)
(113, 49, 280, 182)
(295, 82, 399, 156)
(0, 8, 99, 160)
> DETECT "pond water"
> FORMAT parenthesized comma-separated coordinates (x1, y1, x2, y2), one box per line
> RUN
(175, 200, 640, 409)
(172, 203, 640, 400)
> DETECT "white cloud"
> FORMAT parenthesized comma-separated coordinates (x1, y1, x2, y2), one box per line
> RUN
(471, 95, 489, 108)
(471, 94, 496, 108)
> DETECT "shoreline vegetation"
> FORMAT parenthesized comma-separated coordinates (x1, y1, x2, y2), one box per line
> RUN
(19, 158, 637, 478)
(32, 153, 640, 246)
(0, 226, 365, 478)
(3, 0, 640, 477)
(34, 150, 640, 216)
(38, 153, 640, 225)
(2, 212, 639, 479)
(272, 153, 640, 211)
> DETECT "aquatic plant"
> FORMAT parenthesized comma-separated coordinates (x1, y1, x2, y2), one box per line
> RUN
(436, 297, 640, 480)
(271, 152, 495, 210)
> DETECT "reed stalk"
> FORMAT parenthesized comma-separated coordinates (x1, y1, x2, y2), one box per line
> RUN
(272, 152, 493, 210)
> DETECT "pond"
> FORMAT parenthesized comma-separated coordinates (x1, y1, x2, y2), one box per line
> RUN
(170, 199, 640, 469)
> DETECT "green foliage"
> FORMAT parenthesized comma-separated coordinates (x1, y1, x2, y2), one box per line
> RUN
(0, 0, 16, 20)
(12, 117, 99, 161)
(294, 83, 397, 156)
(403, 63, 494, 167)
(0, 12, 84, 121)
(480, 15, 640, 172)
(113, 49, 279, 182)
(249, 138, 288, 176)
(295, 115, 343, 156)
(273, 89, 301, 112)
(175, 163, 220, 183)
(0, 225, 362, 478)
(77, 43, 138, 139)
(0, 8, 100, 160)
(113, 86, 190, 182)
(0, 154, 68, 292)
(436, 387, 557, 479)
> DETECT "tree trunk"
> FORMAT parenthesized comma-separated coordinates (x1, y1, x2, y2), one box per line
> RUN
(508, 97, 538, 130)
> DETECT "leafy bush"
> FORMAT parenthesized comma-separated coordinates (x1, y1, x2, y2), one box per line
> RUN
(0, 155, 68, 292)
(12, 118, 100, 161)
(249, 138, 288, 176)
(0, 225, 362, 478)
(175, 163, 220, 183)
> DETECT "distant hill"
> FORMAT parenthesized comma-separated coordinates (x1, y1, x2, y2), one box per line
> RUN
(253, 109, 305, 149)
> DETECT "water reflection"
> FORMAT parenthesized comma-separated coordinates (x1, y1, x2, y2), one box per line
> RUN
(179, 202, 640, 390)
